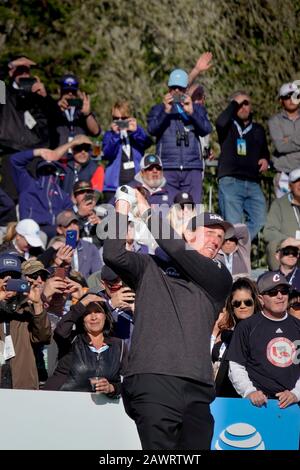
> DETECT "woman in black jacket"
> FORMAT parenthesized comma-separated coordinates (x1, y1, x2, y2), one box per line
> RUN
(60, 300, 127, 396)
(211, 277, 261, 397)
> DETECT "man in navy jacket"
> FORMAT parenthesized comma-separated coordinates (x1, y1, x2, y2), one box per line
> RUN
(147, 69, 212, 204)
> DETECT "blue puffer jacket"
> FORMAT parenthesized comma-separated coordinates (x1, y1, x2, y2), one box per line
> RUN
(147, 103, 212, 169)
(102, 126, 152, 192)
(10, 150, 73, 226)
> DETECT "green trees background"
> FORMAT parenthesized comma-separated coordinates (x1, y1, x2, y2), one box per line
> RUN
(1, 0, 300, 130)
(1, 0, 300, 264)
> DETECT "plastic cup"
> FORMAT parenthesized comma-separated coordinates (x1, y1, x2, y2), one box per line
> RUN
(89, 376, 100, 393)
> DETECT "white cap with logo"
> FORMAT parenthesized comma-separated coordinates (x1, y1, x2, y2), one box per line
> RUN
(16, 219, 44, 248)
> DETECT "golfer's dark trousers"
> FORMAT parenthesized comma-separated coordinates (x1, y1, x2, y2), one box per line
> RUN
(122, 373, 215, 450)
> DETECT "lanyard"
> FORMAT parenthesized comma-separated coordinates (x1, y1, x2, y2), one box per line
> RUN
(233, 120, 253, 138)
(120, 130, 131, 159)
(64, 107, 76, 123)
(223, 252, 233, 274)
(286, 267, 298, 286)
(292, 205, 300, 229)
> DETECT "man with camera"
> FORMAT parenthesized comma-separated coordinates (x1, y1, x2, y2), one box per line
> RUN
(72, 180, 104, 249)
(0, 253, 51, 389)
(216, 91, 269, 241)
(147, 69, 212, 204)
(0, 56, 59, 219)
(55, 73, 101, 147)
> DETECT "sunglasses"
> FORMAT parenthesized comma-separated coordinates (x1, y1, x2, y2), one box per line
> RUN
(280, 247, 299, 257)
(27, 271, 48, 281)
(73, 144, 91, 153)
(289, 301, 300, 310)
(232, 298, 254, 308)
(239, 100, 250, 107)
(263, 286, 290, 297)
(144, 164, 162, 171)
(112, 116, 129, 121)
(281, 93, 294, 100)
(226, 237, 238, 243)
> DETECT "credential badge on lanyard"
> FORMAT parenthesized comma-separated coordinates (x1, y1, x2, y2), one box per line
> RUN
(234, 120, 252, 157)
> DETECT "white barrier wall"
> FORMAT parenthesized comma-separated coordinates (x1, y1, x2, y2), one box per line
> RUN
(0, 389, 141, 450)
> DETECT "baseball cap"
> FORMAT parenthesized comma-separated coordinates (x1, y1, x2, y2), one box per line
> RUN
(21, 259, 50, 277)
(60, 73, 79, 91)
(278, 82, 299, 98)
(140, 154, 162, 170)
(187, 212, 234, 239)
(168, 69, 189, 88)
(257, 271, 289, 294)
(73, 180, 94, 195)
(173, 192, 195, 206)
(16, 219, 44, 248)
(56, 210, 79, 227)
(0, 254, 22, 274)
(101, 265, 120, 283)
(288, 168, 300, 183)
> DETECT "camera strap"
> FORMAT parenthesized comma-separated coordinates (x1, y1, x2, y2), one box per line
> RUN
(176, 104, 189, 122)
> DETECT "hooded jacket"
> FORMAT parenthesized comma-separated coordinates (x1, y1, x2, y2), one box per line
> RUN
(10, 150, 73, 226)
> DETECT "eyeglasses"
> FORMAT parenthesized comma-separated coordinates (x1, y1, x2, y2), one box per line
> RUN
(289, 301, 300, 310)
(263, 286, 290, 297)
(27, 271, 48, 281)
(73, 144, 91, 153)
(112, 116, 129, 121)
(232, 298, 254, 308)
(280, 247, 299, 257)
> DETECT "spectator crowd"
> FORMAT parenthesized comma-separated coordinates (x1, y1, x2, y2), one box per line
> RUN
(0, 52, 299, 450)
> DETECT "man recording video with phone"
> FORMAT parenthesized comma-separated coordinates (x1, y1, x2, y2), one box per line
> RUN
(55, 73, 101, 146)
(72, 180, 103, 248)
(55, 209, 101, 278)
(0, 253, 51, 390)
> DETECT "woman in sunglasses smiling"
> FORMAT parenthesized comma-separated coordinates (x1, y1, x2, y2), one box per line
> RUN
(211, 277, 261, 397)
